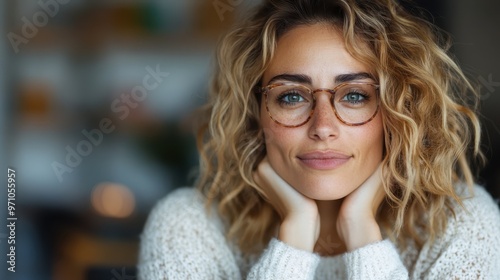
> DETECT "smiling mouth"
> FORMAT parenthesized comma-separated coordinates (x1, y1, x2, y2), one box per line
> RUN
(297, 151, 352, 170)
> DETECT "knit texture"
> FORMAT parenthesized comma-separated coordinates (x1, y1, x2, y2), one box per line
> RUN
(138, 185, 500, 279)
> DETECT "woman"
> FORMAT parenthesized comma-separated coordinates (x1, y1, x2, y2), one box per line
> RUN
(138, 0, 500, 279)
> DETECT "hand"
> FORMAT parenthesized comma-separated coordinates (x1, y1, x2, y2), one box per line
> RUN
(336, 164, 385, 251)
(253, 157, 320, 252)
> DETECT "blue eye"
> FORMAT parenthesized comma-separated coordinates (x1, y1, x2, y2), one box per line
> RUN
(342, 92, 368, 103)
(271, 85, 311, 108)
(276, 90, 309, 106)
(280, 93, 304, 103)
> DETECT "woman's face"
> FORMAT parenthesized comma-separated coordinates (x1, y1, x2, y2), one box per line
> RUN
(260, 23, 384, 200)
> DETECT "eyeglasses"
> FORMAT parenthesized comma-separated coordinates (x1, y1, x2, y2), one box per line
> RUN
(260, 82, 380, 127)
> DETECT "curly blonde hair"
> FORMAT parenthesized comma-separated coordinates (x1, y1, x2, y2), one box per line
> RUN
(195, 0, 482, 254)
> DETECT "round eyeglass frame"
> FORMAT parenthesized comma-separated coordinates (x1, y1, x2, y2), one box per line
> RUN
(260, 82, 380, 128)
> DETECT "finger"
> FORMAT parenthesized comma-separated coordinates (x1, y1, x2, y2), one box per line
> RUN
(367, 165, 385, 214)
(252, 171, 271, 201)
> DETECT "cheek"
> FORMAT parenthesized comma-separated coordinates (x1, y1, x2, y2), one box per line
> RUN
(262, 124, 294, 159)
(356, 117, 384, 164)
(260, 112, 301, 170)
(261, 102, 284, 153)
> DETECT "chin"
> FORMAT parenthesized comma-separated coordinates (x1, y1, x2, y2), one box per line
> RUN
(291, 176, 357, 201)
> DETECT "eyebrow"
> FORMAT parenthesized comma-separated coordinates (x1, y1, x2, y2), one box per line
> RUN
(335, 72, 375, 83)
(266, 72, 375, 85)
(267, 74, 311, 85)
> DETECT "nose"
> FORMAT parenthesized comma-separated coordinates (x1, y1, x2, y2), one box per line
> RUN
(308, 91, 340, 140)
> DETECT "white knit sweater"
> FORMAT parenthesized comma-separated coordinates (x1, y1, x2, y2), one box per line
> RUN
(138, 185, 500, 279)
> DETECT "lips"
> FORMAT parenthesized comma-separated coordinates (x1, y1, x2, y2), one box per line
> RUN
(297, 151, 352, 170)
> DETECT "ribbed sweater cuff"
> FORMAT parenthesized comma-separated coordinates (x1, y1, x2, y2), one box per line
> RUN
(248, 238, 320, 280)
(343, 239, 407, 279)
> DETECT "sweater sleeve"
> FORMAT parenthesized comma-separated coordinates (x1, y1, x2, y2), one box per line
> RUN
(413, 186, 500, 279)
(137, 188, 242, 280)
(342, 240, 408, 280)
(341, 186, 500, 280)
(138, 187, 320, 279)
(247, 238, 321, 280)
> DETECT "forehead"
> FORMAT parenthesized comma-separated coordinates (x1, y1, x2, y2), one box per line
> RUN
(263, 23, 373, 85)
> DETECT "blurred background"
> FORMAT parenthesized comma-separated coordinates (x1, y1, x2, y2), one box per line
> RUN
(0, 0, 498, 279)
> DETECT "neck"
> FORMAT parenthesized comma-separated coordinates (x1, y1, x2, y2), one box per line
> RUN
(316, 199, 341, 225)
(314, 199, 347, 256)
